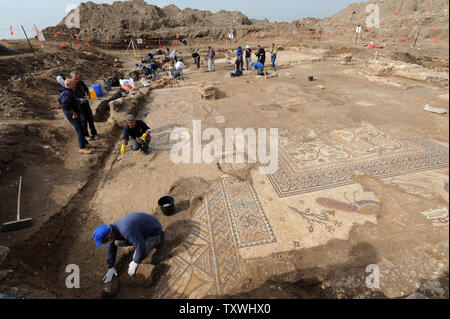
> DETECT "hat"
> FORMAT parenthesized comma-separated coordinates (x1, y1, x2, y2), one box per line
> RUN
(246, 45, 250, 49)
(93, 224, 111, 247)
(125, 114, 136, 121)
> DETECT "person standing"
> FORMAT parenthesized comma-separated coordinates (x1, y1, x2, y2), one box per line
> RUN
(207, 46, 216, 72)
(236, 46, 244, 71)
(71, 71, 99, 141)
(244, 45, 252, 70)
(170, 49, 177, 67)
(192, 49, 200, 69)
(93, 212, 165, 282)
(255, 45, 266, 66)
(58, 78, 93, 154)
(270, 43, 278, 71)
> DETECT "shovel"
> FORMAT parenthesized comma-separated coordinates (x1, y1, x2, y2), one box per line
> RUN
(2, 176, 33, 232)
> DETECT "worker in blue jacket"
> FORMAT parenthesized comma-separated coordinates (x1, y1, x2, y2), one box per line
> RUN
(236, 46, 244, 71)
(58, 78, 93, 154)
(93, 212, 165, 282)
(121, 114, 151, 154)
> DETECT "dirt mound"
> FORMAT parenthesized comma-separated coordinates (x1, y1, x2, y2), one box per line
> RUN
(312, 0, 449, 43)
(391, 51, 449, 72)
(43, 0, 269, 43)
(0, 124, 66, 176)
(0, 44, 10, 55)
(0, 43, 121, 120)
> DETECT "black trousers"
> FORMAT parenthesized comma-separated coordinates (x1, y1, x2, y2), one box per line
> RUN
(80, 101, 97, 137)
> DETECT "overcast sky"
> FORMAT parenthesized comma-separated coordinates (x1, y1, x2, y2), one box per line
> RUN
(1, 0, 360, 40)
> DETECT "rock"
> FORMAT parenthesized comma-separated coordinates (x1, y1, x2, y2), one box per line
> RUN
(406, 292, 427, 299)
(316, 85, 326, 89)
(101, 280, 120, 299)
(424, 104, 447, 114)
(135, 264, 155, 280)
(0, 269, 14, 282)
(0, 245, 10, 266)
(199, 85, 216, 100)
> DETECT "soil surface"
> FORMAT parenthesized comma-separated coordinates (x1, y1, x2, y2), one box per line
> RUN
(0, 2, 448, 299)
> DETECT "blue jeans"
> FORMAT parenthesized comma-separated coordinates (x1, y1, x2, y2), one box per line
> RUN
(131, 135, 151, 151)
(65, 112, 88, 149)
(271, 54, 277, 67)
(195, 56, 200, 68)
(115, 231, 164, 260)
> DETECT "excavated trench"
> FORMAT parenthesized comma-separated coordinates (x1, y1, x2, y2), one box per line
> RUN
(1, 46, 449, 299)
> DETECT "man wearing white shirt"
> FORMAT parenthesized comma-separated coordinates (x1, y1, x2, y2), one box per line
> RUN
(170, 49, 177, 66)
(175, 59, 185, 79)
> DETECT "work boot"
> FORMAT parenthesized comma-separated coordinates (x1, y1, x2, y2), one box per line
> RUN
(92, 135, 100, 140)
(79, 148, 92, 154)
(85, 143, 96, 149)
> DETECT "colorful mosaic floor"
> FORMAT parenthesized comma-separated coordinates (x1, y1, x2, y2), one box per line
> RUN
(151, 122, 448, 297)
(154, 177, 274, 298)
(263, 122, 449, 198)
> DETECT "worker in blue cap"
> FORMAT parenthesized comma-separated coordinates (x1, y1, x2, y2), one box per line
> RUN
(93, 212, 164, 283)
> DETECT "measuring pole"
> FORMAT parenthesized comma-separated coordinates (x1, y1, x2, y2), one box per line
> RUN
(397, 0, 404, 15)
(21, 25, 35, 55)
(413, 27, 421, 47)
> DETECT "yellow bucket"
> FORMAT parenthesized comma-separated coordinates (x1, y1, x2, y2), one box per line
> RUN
(89, 88, 97, 100)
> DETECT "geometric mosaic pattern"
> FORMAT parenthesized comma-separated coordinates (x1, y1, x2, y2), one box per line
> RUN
(264, 122, 449, 197)
(220, 177, 277, 248)
(154, 177, 274, 298)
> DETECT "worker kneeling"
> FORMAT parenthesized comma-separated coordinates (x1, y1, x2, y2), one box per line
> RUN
(230, 57, 243, 77)
(251, 61, 265, 76)
(93, 212, 165, 282)
(121, 114, 151, 155)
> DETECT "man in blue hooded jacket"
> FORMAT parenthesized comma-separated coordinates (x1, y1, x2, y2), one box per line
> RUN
(236, 46, 244, 71)
(58, 78, 93, 154)
(93, 212, 165, 282)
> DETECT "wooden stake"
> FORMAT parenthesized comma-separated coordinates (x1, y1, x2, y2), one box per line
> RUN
(21, 25, 35, 55)
(413, 23, 423, 48)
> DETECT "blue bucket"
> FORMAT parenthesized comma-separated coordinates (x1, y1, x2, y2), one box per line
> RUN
(93, 84, 103, 97)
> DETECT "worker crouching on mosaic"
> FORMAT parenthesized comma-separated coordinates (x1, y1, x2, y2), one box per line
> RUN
(121, 114, 151, 155)
(93, 212, 165, 282)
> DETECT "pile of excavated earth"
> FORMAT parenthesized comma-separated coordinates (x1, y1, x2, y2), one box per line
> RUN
(0, 0, 448, 299)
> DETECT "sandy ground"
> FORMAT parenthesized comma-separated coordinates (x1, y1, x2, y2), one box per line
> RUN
(0, 39, 448, 299)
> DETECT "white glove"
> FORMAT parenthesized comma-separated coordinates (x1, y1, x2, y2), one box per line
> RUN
(128, 261, 139, 276)
(103, 267, 118, 283)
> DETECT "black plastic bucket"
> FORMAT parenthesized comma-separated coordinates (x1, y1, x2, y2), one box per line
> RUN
(158, 196, 175, 216)
(308, 76, 314, 81)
